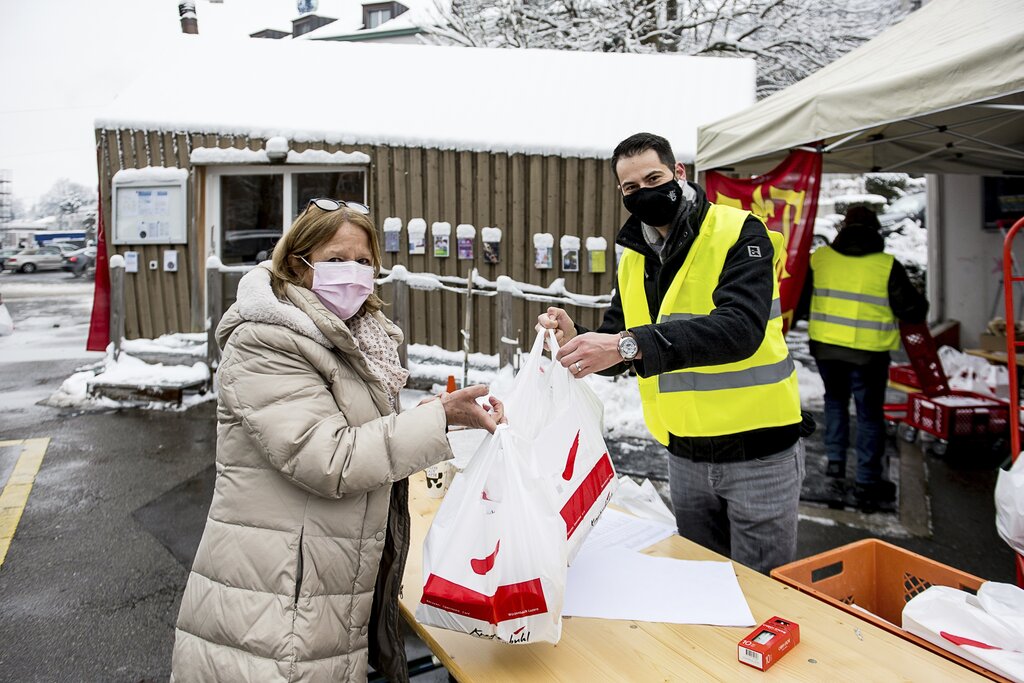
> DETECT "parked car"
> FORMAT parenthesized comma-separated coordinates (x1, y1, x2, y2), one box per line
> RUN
(0, 248, 22, 272)
(3, 246, 65, 273)
(62, 246, 96, 278)
(879, 192, 926, 233)
(47, 241, 86, 255)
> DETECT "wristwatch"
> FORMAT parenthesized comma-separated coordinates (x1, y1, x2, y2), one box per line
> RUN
(617, 330, 639, 361)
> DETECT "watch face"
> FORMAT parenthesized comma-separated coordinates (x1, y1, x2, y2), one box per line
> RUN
(619, 335, 638, 359)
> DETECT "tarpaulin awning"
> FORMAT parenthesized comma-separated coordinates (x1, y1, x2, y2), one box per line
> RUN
(696, 0, 1024, 175)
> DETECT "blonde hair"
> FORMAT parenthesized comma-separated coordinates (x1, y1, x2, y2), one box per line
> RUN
(270, 205, 384, 316)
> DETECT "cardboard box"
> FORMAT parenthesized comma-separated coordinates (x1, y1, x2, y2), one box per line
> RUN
(980, 332, 1008, 353)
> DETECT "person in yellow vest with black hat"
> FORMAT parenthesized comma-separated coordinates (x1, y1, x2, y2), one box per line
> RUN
(538, 132, 804, 574)
(799, 205, 928, 511)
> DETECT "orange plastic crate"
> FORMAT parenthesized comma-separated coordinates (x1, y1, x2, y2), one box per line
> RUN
(771, 539, 1006, 681)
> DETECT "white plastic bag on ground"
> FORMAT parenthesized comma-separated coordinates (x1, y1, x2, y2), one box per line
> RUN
(902, 582, 1024, 682)
(417, 426, 567, 644)
(0, 303, 12, 336)
(996, 455, 1024, 556)
(504, 329, 618, 562)
(611, 476, 676, 527)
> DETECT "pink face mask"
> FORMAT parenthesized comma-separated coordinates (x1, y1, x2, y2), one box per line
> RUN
(302, 257, 375, 321)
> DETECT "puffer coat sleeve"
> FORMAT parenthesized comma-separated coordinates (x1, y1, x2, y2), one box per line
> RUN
(218, 323, 451, 499)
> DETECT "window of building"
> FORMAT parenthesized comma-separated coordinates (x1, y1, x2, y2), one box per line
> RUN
(207, 167, 367, 265)
(366, 7, 392, 28)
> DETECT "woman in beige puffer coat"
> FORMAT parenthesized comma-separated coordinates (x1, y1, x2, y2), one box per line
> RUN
(171, 202, 501, 682)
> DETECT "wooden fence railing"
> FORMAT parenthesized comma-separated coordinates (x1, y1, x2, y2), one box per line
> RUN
(204, 260, 612, 373)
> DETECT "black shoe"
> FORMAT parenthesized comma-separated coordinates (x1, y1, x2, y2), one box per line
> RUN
(854, 480, 897, 511)
(825, 461, 845, 478)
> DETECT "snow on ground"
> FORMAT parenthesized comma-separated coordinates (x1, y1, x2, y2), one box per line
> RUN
(0, 288, 104, 363)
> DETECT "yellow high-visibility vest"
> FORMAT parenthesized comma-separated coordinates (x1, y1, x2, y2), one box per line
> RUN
(808, 247, 898, 352)
(618, 204, 801, 444)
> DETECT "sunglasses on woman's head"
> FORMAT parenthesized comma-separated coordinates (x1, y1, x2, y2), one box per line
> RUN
(305, 197, 370, 215)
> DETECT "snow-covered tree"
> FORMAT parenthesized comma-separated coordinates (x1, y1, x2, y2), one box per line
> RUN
(32, 178, 96, 219)
(425, 0, 908, 97)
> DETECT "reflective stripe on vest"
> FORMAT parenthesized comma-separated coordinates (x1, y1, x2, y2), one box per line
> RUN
(617, 203, 801, 443)
(809, 247, 898, 351)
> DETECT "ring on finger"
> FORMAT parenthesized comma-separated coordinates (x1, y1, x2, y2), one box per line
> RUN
(574, 361, 583, 374)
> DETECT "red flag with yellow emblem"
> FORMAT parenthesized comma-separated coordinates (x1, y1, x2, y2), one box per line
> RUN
(705, 150, 822, 332)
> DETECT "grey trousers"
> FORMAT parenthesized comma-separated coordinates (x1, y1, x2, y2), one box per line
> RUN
(667, 440, 805, 575)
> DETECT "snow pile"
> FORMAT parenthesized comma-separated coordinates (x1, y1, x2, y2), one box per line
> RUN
(383, 217, 403, 232)
(45, 346, 213, 412)
(533, 233, 554, 248)
(560, 235, 581, 250)
(191, 148, 269, 165)
(586, 237, 607, 251)
(456, 224, 476, 239)
(431, 222, 451, 236)
(795, 358, 825, 408)
(482, 227, 502, 242)
(408, 219, 427, 237)
(120, 332, 207, 358)
(112, 166, 189, 183)
(286, 149, 370, 165)
(190, 146, 371, 166)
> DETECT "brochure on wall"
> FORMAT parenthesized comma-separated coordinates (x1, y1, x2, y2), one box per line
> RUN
(383, 217, 402, 253)
(534, 232, 554, 269)
(408, 218, 427, 255)
(482, 227, 502, 264)
(457, 224, 475, 260)
(587, 236, 607, 273)
(561, 235, 581, 272)
(432, 222, 451, 258)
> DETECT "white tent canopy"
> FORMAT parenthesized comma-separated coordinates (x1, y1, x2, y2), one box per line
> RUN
(696, 0, 1024, 175)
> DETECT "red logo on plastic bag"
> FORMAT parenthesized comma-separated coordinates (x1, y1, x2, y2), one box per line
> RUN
(561, 431, 581, 481)
(421, 574, 549, 625)
(471, 540, 500, 575)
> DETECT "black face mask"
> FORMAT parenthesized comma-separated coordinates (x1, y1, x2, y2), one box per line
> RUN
(622, 179, 682, 227)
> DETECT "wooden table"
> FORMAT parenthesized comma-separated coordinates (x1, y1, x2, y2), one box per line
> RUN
(400, 471, 985, 682)
(965, 347, 1024, 368)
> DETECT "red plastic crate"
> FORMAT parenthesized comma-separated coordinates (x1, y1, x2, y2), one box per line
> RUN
(905, 390, 1009, 439)
(899, 323, 949, 397)
(888, 363, 920, 389)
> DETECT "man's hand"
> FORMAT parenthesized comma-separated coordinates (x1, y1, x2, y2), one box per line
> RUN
(536, 307, 577, 350)
(440, 385, 504, 433)
(556, 332, 622, 379)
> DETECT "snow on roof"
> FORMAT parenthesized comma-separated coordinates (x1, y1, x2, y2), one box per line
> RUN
(95, 36, 755, 161)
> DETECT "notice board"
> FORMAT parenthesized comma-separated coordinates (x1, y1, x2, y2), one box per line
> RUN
(112, 175, 187, 245)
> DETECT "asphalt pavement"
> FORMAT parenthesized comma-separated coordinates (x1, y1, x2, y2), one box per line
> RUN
(0, 270, 1017, 682)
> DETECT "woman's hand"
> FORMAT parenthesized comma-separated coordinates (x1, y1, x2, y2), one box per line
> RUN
(486, 395, 507, 426)
(440, 385, 503, 433)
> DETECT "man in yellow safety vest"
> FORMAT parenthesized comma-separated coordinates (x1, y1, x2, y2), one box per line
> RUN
(801, 206, 928, 511)
(538, 132, 804, 574)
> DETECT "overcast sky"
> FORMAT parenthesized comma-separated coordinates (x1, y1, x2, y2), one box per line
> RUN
(0, 0, 303, 206)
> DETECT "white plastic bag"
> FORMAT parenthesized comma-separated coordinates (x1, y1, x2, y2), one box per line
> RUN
(611, 476, 676, 527)
(417, 426, 567, 644)
(996, 455, 1024, 556)
(902, 582, 1024, 682)
(504, 329, 618, 562)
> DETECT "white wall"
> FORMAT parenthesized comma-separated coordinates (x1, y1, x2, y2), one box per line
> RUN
(930, 174, 1024, 347)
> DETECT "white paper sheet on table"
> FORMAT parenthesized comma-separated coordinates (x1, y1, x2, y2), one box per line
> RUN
(563, 547, 756, 627)
(579, 508, 675, 555)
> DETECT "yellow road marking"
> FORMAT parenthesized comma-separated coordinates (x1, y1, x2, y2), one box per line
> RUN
(0, 438, 50, 567)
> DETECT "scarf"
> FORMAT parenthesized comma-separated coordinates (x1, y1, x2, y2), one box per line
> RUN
(347, 312, 409, 412)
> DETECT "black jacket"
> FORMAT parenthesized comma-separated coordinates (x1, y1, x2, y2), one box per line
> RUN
(576, 182, 800, 462)
(795, 223, 929, 364)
